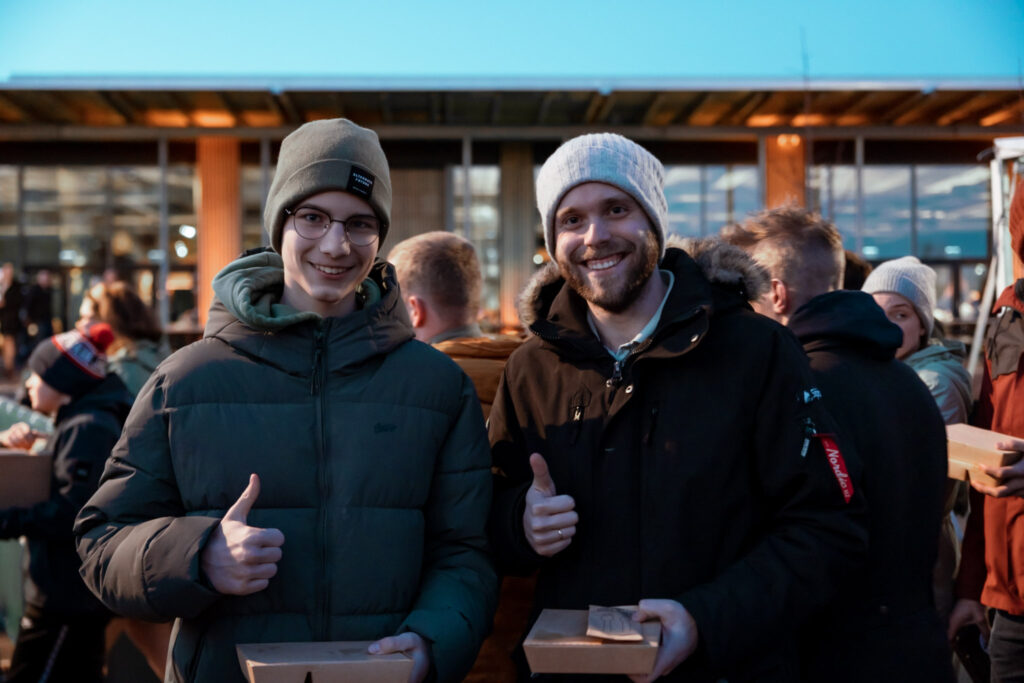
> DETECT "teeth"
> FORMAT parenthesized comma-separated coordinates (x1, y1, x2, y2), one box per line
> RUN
(312, 264, 346, 275)
(588, 257, 620, 271)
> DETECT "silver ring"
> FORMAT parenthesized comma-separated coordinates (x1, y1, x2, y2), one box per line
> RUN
(557, 529, 564, 540)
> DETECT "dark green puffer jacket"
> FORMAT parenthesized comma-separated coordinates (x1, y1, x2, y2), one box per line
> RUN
(74, 251, 497, 683)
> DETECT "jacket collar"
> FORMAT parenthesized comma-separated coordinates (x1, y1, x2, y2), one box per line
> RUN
(205, 251, 414, 376)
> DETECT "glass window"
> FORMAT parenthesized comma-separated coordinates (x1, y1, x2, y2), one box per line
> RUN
(452, 166, 501, 331)
(664, 166, 702, 238)
(861, 166, 912, 260)
(958, 261, 988, 323)
(706, 165, 760, 231)
(916, 165, 990, 260)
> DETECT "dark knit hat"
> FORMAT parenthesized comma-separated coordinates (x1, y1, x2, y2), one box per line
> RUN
(27, 323, 115, 398)
(264, 118, 392, 253)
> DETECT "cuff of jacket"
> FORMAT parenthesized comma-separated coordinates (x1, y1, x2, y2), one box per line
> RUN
(142, 515, 222, 619)
(489, 481, 545, 576)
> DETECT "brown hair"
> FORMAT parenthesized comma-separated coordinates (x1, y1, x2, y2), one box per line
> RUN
(388, 231, 482, 325)
(721, 205, 845, 307)
(85, 281, 162, 345)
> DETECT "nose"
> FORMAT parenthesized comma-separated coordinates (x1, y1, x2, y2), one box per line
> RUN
(582, 216, 611, 246)
(318, 221, 352, 257)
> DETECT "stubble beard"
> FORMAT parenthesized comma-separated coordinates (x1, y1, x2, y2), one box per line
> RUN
(558, 230, 660, 314)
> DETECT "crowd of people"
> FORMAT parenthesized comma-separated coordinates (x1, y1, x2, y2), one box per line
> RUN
(0, 117, 1022, 683)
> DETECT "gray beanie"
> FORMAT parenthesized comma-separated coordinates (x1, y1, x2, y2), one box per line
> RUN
(264, 118, 392, 253)
(535, 133, 668, 261)
(862, 256, 937, 336)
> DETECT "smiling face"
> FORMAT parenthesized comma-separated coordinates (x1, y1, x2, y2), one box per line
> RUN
(279, 190, 379, 318)
(553, 182, 659, 314)
(872, 291, 926, 360)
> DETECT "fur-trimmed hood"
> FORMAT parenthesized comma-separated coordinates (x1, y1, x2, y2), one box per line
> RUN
(517, 236, 769, 330)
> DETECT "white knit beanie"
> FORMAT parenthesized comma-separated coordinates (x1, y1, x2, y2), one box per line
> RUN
(535, 133, 668, 261)
(862, 256, 937, 336)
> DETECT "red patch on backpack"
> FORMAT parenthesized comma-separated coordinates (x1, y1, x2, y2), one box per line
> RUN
(817, 434, 853, 504)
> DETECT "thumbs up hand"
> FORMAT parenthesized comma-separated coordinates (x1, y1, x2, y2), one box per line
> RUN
(200, 474, 286, 596)
(523, 453, 578, 557)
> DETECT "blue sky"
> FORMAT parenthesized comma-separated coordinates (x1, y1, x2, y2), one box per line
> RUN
(1, 0, 1021, 83)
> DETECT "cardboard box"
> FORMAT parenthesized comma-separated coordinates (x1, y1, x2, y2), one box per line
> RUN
(236, 641, 414, 683)
(0, 450, 51, 508)
(523, 609, 660, 675)
(947, 423, 1022, 487)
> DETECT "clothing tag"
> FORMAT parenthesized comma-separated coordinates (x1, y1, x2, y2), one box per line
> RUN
(346, 165, 375, 198)
(816, 434, 854, 503)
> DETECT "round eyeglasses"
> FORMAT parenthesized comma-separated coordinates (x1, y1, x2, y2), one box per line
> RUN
(284, 207, 380, 246)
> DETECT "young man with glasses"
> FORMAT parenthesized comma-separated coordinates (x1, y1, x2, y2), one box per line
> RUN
(74, 118, 497, 683)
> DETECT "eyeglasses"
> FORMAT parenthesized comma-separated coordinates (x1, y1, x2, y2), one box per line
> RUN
(284, 207, 380, 246)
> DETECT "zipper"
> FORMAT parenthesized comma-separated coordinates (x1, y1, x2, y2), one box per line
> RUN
(311, 323, 330, 639)
(800, 417, 818, 458)
(570, 403, 584, 444)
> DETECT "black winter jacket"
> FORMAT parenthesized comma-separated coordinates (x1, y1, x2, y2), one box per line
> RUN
(0, 374, 131, 617)
(489, 243, 869, 681)
(788, 291, 953, 683)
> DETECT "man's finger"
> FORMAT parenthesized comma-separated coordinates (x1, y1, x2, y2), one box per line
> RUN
(247, 527, 286, 548)
(529, 510, 579, 533)
(224, 473, 261, 523)
(996, 439, 1024, 452)
(241, 578, 270, 594)
(368, 633, 414, 655)
(244, 546, 283, 565)
(533, 537, 572, 557)
(529, 453, 557, 497)
(530, 495, 576, 517)
(246, 562, 279, 580)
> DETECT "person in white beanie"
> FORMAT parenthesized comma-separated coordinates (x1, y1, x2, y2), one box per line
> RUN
(489, 134, 867, 681)
(862, 256, 980, 660)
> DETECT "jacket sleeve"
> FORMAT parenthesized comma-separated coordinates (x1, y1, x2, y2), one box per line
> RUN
(678, 328, 869, 671)
(399, 373, 498, 683)
(74, 373, 221, 621)
(487, 363, 545, 575)
(0, 417, 118, 541)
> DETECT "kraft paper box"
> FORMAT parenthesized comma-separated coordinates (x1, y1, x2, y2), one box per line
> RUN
(947, 423, 1022, 487)
(237, 641, 414, 683)
(524, 609, 660, 675)
(0, 450, 51, 508)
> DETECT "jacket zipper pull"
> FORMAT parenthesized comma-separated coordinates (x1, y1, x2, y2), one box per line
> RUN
(800, 417, 818, 458)
(569, 404, 584, 444)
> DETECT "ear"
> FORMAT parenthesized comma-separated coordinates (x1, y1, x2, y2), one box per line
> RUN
(769, 278, 791, 316)
(405, 295, 427, 329)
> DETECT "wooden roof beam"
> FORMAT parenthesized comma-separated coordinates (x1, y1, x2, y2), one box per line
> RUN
(98, 92, 137, 124)
(0, 92, 33, 121)
(430, 93, 440, 124)
(582, 92, 605, 124)
(379, 93, 393, 124)
(674, 92, 709, 124)
(716, 92, 768, 126)
(895, 91, 976, 126)
(878, 91, 932, 124)
(594, 94, 617, 124)
(491, 93, 503, 125)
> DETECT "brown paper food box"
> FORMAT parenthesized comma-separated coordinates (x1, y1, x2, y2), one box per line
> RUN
(523, 609, 660, 675)
(237, 642, 414, 683)
(947, 423, 1022, 487)
(0, 450, 51, 508)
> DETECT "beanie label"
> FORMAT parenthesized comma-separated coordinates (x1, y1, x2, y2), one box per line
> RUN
(347, 166, 375, 199)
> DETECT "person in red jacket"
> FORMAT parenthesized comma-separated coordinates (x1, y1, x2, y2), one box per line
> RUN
(960, 177, 1024, 683)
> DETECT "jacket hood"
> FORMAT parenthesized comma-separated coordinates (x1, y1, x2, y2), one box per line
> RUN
(517, 236, 769, 330)
(205, 250, 414, 375)
(788, 290, 903, 360)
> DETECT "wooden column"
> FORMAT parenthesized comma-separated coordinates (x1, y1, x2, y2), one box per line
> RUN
(196, 137, 241, 326)
(499, 142, 536, 331)
(764, 134, 806, 208)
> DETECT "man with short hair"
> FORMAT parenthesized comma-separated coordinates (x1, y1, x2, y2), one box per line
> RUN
(722, 206, 953, 682)
(389, 231, 520, 421)
(490, 134, 867, 681)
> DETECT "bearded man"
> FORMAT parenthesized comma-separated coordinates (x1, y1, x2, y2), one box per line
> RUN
(488, 133, 867, 682)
